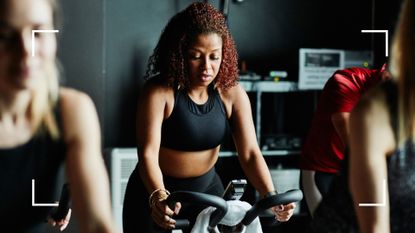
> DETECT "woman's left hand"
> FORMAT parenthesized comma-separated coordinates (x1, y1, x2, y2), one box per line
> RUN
(271, 202, 296, 222)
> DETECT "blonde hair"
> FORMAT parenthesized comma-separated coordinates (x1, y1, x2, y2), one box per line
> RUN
(27, 0, 61, 139)
(390, 0, 415, 145)
(30, 60, 60, 139)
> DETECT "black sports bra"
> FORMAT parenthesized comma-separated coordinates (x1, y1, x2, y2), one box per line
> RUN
(160, 85, 227, 151)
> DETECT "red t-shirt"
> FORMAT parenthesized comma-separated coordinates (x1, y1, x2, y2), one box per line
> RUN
(299, 67, 385, 173)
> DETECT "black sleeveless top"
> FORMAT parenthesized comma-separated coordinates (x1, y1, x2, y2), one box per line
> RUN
(307, 80, 415, 233)
(0, 104, 66, 233)
(160, 85, 227, 151)
(384, 81, 415, 232)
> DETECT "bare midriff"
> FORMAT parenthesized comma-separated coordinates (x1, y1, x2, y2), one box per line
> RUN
(158, 146, 220, 178)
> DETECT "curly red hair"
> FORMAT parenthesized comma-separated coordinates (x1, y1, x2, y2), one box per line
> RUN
(145, 2, 239, 90)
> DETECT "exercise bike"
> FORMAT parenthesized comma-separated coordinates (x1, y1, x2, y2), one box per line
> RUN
(166, 179, 303, 233)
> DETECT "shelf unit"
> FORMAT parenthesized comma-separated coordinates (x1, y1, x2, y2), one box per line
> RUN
(219, 80, 301, 157)
(239, 80, 299, 145)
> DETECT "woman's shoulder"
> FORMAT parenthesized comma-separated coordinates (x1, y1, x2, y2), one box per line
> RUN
(58, 88, 101, 143)
(140, 77, 174, 104)
(356, 80, 396, 113)
(351, 81, 395, 139)
(217, 82, 245, 100)
(353, 84, 388, 116)
(216, 83, 249, 116)
(59, 87, 94, 109)
(58, 87, 98, 126)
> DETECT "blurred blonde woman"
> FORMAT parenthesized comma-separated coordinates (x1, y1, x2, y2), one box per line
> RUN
(350, 0, 415, 232)
(305, 1, 414, 232)
(0, 0, 117, 233)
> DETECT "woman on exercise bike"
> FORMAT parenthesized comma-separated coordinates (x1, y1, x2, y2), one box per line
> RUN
(123, 2, 296, 233)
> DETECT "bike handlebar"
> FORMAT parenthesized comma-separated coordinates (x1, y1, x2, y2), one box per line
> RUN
(241, 189, 303, 225)
(166, 189, 303, 229)
(166, 191, 228, 229)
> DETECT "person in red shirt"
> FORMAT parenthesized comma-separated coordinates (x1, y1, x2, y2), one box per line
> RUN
(299, 65, 389, 216)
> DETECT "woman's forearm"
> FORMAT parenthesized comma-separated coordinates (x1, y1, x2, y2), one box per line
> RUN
(238, 152, 275, 196)
(138, 152, 165, 194)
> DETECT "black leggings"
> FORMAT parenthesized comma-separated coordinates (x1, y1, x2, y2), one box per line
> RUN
(122, 166, 224, 233)
(314, 171, 336, 198)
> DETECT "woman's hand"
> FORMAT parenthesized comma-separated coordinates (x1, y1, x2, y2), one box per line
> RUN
(151, 200, 181, 229)
(47, 208, 72, 231)
(272, 203, 296, 222)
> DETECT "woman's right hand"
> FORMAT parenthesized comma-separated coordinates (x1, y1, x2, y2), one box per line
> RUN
(151, 199, 181, 229)
(47, 208, 72, 231)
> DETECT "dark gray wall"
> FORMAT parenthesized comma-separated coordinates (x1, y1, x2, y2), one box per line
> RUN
(228, 0, 374, 76)
(59, 0, 105, 125)
(103, 1, 175, 147)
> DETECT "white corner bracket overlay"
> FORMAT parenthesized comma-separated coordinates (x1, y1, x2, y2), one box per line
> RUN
(358, 178, 387, 207)
(31, 30, 59, 57)
(361, 30, 389, 57)
(32, 179, 58, 207)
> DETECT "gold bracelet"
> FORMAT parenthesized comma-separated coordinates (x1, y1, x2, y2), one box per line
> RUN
(148, 189, 170, 208)
(150, 191, 169, 209)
